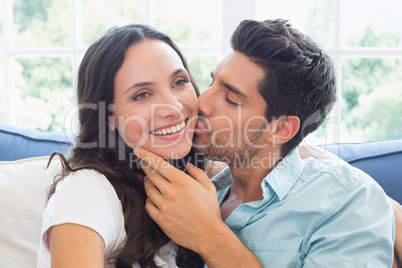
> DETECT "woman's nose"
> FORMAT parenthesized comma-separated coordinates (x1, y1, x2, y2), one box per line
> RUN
(154, 93, 184, 118)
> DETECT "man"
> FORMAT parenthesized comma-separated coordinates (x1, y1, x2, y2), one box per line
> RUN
(134, 19, 395, 267)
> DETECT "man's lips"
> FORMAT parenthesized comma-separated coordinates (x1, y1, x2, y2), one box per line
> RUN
(195, 119, 209, 135)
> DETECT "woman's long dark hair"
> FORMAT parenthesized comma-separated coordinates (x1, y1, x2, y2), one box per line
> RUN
(48, 24, 204, 267)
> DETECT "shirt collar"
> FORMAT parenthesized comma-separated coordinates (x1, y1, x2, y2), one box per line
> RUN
(261, 148, 304, 201)
(211, 148, 304, 201)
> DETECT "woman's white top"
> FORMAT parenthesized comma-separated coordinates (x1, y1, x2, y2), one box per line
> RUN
(37, 169, 178, 267)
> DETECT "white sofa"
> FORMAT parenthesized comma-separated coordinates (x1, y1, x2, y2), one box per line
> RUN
(0, 156, 61, 267)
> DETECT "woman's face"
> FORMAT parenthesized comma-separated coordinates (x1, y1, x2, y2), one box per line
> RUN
(112, 40, 198, 159)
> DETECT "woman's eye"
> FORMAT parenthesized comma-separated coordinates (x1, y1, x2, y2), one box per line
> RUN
(173, 78, 188, 87)
(133, 92, 149, 100)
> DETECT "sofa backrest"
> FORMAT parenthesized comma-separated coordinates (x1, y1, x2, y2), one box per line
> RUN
(0, 124, 72, 161)
(0, 156, 60, 267)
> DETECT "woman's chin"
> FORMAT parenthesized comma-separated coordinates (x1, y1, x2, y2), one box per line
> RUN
(150, 146, 192, 160)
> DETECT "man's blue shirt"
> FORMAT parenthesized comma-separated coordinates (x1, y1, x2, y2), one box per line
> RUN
(211, 148, 394, 267)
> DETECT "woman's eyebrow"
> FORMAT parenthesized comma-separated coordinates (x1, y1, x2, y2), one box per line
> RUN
(124, 82, 155, 94)
(124, 69, 187, 94)
(170, 68, 187, 78)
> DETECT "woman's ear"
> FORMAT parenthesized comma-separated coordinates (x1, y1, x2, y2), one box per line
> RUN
(108, 116, 116, 131)
(267, 115, 300, 145)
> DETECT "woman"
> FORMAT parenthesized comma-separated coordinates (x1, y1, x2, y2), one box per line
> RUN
(37, 24, 204, 267)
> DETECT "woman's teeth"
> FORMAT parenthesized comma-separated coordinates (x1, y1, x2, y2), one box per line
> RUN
(151, 121, 185, 135)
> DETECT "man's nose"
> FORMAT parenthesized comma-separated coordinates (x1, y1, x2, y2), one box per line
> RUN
(198, 87, 214, 117)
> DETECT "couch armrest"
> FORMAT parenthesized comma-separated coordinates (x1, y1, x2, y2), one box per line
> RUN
(0, 124, 73, 161)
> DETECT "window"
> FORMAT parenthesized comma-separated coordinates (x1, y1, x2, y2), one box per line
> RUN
(1, 0, 401, 144)
(255, 0, 402, 144)
(338, 0, 402, 142)
(0, 0, 223, 132)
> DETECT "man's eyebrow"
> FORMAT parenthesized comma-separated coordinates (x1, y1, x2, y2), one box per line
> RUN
(220, 80, 248, 99)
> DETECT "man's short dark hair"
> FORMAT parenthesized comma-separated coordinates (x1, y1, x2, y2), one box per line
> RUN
(231, 19, 337, 156)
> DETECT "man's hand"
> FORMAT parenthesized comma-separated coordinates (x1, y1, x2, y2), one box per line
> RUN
(134, 147, 263, 268)
(134, 147, 224, 252)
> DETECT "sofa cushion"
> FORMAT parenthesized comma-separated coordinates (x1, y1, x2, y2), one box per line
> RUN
(0, 156, 61, 268)
(322, 139, 402, 204)
(0, 124, 72, 161)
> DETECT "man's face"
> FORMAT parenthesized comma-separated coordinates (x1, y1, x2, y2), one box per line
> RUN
(194, 50, 274, 165)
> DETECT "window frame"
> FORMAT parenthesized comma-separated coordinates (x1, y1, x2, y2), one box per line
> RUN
(1, 0, 402, 143)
